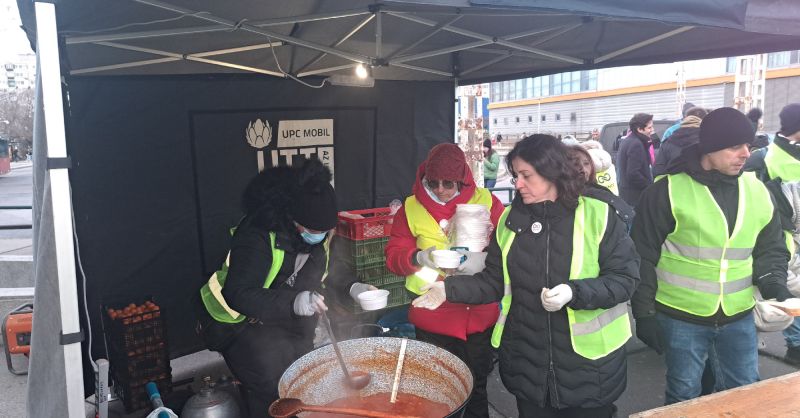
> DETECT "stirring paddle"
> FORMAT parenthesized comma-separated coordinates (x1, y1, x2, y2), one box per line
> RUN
(269, 398, 420, 418)
(390, 338, 408, 403)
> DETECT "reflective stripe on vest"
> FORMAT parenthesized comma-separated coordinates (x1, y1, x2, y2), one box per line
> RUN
(491, 197, 632, 360)
(404, 188, 493, 295)
(200, 232, 284, 323)
(765, 143, 800, 181)
(655, 172, 771, 317)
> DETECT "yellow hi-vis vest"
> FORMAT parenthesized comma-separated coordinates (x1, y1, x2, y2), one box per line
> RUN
(200, 230, 331, 323)
(765, 143, 800, 182)
(655, 172, 772, 317)
(763, 142, 799, 253)
(404, 188, 493, 295)
(491, 197, 632, 360)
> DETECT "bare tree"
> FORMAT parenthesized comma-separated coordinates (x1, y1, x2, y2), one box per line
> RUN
(0, 88, 34, 147)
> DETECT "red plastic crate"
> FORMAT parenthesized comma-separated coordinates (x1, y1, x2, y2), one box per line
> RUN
(336, 208, 394, 240)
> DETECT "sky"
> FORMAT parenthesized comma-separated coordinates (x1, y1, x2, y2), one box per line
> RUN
(0, 0, 33, 61)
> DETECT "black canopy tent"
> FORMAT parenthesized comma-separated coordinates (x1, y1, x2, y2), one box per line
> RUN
(16, 1, 800, 416)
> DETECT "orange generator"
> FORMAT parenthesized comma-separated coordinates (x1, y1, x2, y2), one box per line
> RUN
(3, 303, 32, 375)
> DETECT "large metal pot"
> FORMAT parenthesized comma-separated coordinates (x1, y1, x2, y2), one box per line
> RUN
(278, 337, 473, 417)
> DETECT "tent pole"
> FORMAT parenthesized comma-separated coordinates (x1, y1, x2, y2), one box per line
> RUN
(387, 15, 463, 60)
(33, 2, 85, 417)
(594, 26, 694, 64)
(392, 63, 452, 77)
(296, 14, 374, 75)
(297, 63, 359, 78)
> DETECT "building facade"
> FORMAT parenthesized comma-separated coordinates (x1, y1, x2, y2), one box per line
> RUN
(2, 53, 36, 90)
(487, 51, 800, 138)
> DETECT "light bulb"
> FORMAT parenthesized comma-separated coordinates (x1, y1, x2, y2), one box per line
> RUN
(355, 64, 368, 79)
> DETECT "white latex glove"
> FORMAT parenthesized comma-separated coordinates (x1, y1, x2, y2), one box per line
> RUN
(349, 282, 378, 301)
(411, 281, 446, 310)
(541, 284, 573, 312)
(415, 246, 438, 269)
(293, 291, 327, 316)
(455, 249, 487, 274)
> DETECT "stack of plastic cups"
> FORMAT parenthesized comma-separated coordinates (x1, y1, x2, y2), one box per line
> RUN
(452, 204, 492, 252)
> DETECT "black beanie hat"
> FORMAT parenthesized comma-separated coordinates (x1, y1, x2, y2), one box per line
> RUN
(780, 103, 800, 137)
(291, 160, 338, 231)
(483, 139, 492, 148)
(698, 107, 754, 155)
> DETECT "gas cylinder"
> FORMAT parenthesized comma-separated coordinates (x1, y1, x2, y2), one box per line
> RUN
(181, 377, 241, 418)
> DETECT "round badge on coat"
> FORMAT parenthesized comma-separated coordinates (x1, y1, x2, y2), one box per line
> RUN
(531, 222, 542, 234)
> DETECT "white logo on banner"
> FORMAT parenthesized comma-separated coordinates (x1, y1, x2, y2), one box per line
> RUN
(272, 119, 335, 184)
(245, 119, 272, 171)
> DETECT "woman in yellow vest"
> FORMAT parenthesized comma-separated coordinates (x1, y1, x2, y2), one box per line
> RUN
(385, 143, 505, 417)
(196, 160, 374, 417)
(413, 135, 640, 418)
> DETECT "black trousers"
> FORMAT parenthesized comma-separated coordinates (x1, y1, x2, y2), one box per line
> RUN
(516, 398, 614, 418)
(415, 327, 494, 418)
(221, 323, 313, 418)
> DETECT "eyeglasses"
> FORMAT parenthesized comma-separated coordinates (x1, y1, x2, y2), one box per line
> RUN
(425, 179, 457, 190)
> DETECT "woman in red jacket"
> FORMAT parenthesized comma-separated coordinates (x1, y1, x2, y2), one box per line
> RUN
(385, 143, 504, 417)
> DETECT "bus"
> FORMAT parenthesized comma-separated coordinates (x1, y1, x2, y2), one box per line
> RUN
(0, 138, 10, 175)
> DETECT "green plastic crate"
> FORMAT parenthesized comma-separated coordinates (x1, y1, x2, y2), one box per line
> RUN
(355, 261, 405, 287)
(346, 236, 389, 268)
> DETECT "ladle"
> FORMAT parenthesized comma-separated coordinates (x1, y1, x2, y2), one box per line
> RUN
(319, 306, 371, 390)
(269, 397, 420, 418)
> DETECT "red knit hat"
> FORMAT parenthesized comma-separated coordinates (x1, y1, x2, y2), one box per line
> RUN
(424, 143, 470, 181)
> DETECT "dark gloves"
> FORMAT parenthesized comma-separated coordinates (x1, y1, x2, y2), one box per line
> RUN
(635, 316, 664, 355)
(759, 282, 794, 302)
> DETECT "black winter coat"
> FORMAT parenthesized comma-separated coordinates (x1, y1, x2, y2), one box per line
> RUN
(631, 145, 792, 325)
(445, 195, 640, 408)
(652, 126, 699, 177)
(617, 132, 653, 207)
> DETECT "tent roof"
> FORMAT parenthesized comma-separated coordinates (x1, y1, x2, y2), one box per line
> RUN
(16, 0, 800, 85)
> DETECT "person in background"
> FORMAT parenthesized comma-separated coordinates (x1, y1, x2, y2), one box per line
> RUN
(746, 107, 770, 150)
(482, 138, 500, 188)
(413, 135, 639, 418)
(662, 102, 696, 142)
(496, 133, 503, 143)
(653, 107, 709, 177)
(617, 113, 654, 207)
(385, 143, 505, 418)
(744, 102, 800, 365)
(631, 107, 796, 405)
(582, 139, 619, 195)
(196, 159, 375, 417)
(565, 144, 596, 184)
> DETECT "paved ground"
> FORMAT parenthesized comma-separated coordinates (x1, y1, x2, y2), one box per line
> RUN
(1, 159, 799, 417)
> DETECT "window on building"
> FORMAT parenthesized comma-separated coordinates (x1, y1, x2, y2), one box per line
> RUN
(541, 115, 546, 122)
(528, 115, 533, 122)
(581, 70, 598, 91)
(516, 79, 524, 100)
(570, 112, 577, 122)
(552, 73, 562, 95)
(541, 76, 550, 97)
(526, 78, 534, 98)
(768, 51, 791, 68)
(555, 113, 561, 121)
(515, 116, 520, 123)
(493, 118, 498, 125)
(503, 80, 511, 101)
(504, 117, 508, 125)
(725, 57, 737, 73)
(571, 71, 580, 93)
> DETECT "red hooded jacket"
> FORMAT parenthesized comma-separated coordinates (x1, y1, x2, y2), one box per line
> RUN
(385, 160, 504, 340)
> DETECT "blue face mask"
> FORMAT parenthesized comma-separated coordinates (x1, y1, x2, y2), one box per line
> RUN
(300, 230, 327, 245)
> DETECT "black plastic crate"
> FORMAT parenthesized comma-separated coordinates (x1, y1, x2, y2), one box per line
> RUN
(115, 374, 172, 412)
(110, 342, 170, 381)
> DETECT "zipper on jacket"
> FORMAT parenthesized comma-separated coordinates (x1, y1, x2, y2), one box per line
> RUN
(544, 211, 560, 407)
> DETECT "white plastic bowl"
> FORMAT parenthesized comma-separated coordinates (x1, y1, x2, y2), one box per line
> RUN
(357, 289, 390, 311)
(432, 249, 462, 268)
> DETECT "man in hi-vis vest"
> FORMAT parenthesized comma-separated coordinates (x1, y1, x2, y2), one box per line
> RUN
(632, 107, 797, 405)
(744, 102, 800, 365)
(385, 143, 505, 418)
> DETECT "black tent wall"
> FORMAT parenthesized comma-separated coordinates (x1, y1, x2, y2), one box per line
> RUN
(64, 75, 453, 394)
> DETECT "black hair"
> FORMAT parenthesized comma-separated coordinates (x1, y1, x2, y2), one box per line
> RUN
(629, 113, 653, 132)
(746, 107, 763, 124)
(506, 134, 584, 209)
